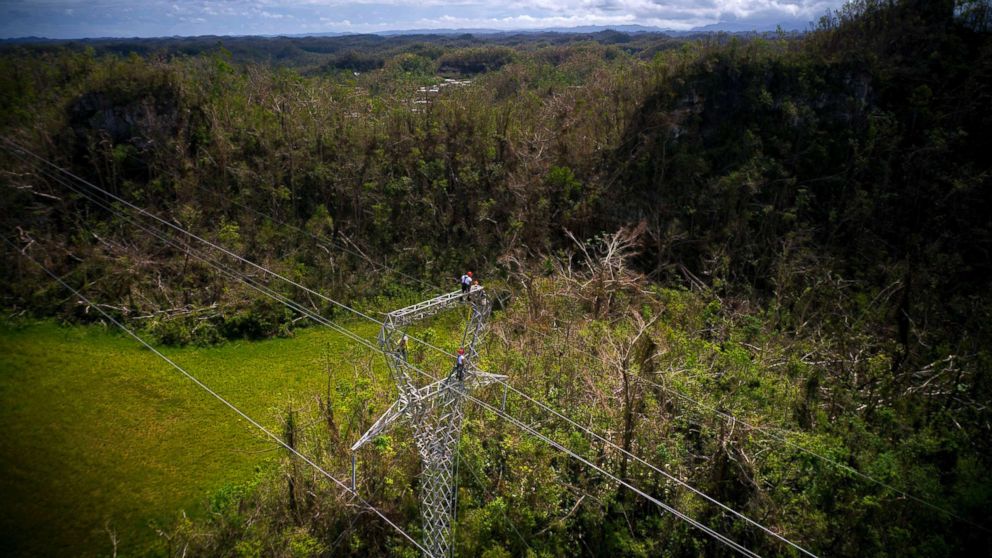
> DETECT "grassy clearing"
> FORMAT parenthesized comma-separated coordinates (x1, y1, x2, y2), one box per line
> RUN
(0, 319, 383, 557)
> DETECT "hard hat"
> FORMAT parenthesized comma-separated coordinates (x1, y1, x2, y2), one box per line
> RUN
(458, 348, 465, 354)
(467, 271, 473, 276)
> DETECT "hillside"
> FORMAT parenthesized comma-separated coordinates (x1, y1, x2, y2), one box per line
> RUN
(1, 1, 991, 556)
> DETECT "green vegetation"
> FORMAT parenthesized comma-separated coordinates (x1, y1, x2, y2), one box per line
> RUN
(0, 319, 381, 556)
(1, 1, 991, 556)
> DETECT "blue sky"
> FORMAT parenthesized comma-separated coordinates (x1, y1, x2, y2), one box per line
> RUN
(0, 1, 847, 39)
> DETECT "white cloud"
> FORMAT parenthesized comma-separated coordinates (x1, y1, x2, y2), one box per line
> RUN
(319, 17, 352, 26)
(0, 0, 845, 39)
(501, 0, 835, 24)
(249, 0, 838, 31)
(412, 13, 649, 30)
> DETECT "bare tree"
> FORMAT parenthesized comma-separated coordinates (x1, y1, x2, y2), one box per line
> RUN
(560, 223, 647, 319)
(599, 310, 659, 483)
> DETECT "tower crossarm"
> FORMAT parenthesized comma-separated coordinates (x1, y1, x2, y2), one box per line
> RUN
(386, 286, 483, 328)
(409, 370, 505, 405)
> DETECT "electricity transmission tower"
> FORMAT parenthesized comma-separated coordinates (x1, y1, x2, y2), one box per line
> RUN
(352, 285, 505, 558)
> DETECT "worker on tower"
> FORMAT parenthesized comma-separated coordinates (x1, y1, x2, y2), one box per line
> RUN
(454, 347, 466, 381)
(460, 271, 473, 294)
(397, 333, 409, 362)
(469, 279, 481, 302)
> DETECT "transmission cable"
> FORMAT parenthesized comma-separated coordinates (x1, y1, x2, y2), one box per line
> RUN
(186, 177, 437, 293)
(156, 139, 990, 535)
(1, 235, 434, 558)
(6, 143, 813, 556)
(12, 161, 766, 558)
(1, 138, 384, 326)
(174, 156, 840, 553)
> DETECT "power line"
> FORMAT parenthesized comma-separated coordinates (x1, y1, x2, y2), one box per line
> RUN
(10, 160, 376, 365)
(1, 138, 385, 326)
(11, 159, 767, 557)
(187, 178, 438, 293)
(630, 372, 992, 530)
(353, 328, 765, 557)
(4, 143, 806, 556)
(174, 151, 991, 536)
(460, 387, 762, 558)
(164, 151, 920, 496)
(1, 235, 433, 558)
(145, 155, 829, 552)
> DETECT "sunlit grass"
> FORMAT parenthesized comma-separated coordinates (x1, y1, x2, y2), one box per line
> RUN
(0, 319, 383, 557)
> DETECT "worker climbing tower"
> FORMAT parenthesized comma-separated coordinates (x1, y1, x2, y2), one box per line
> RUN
(352, 284, 505, 558)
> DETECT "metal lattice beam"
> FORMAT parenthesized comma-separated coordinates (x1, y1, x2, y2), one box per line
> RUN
(353, 285, 504, 558)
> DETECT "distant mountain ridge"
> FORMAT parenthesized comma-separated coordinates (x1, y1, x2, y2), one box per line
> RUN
(373, 24, 669, 36)
(1, 19, 815, 42)
(335, 20, 813, 37)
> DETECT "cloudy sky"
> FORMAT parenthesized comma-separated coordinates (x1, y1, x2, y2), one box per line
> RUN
(0, 0, 846, 39)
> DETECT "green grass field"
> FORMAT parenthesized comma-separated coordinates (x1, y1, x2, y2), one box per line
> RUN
(0, 319, 385, 557)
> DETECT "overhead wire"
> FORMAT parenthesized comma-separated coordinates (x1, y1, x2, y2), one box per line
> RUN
(629, 372, 992, 531)
(186, 177, 437, 293)
(0, 235, 434, 558)
(6, 148, 770, 558)
(459, 387, 762, 558)
(0, 138, 385, 326)
(3, 140, 812, 556)
(178, 166, 823, 554)
(159, 139, 990, 536)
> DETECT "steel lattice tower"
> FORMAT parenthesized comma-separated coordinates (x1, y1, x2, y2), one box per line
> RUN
(352, 285, 505, 558)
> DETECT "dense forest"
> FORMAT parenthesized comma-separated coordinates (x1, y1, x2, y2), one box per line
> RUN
(2, 0, 992, 556)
